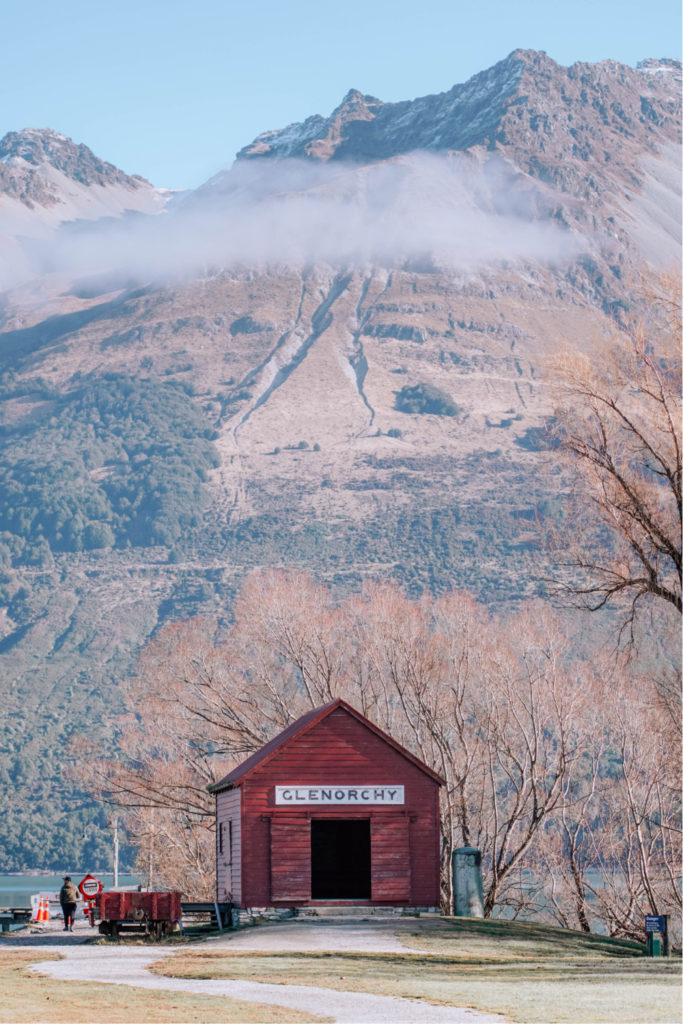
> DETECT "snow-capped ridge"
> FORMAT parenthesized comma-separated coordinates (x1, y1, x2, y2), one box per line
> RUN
(0, 127, 149, 189)
(236, 49, 531, 162)
(235, 48, 680, 169)
(637, 57, 682, 76)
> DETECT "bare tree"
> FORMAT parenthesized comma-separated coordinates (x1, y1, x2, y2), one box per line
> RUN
(532, 655, 682, 943)
(533, 704, 610, 934)
(587, 671, 682, 942)
(74, 572, 340, 897)
(341, 585, 491, 910)
(341, 588, 589, 917)
(77, 570, 680, 929)
(548, 272, 681, 638)
(73, 618, 237, 896)
(232, 568, 348, 711)
(471, 605, 594, 916)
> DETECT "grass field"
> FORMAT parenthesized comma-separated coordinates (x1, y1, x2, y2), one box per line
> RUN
(0, 949, 326, 1023)
(152, 917, 682, 1024)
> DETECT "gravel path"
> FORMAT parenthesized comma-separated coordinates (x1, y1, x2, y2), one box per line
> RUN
(20, 918, 506, 1023)
(32, 945, 504, 1023)
(0, 917, 93, 946)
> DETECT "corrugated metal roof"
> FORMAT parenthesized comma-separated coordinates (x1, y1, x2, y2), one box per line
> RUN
(208, 698, 445, 793)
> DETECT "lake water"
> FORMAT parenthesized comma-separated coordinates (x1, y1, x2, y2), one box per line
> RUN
(0, 873, 141, 908)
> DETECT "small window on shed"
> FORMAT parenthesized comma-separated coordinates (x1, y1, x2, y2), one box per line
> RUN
(218, 821, 224, 855)
(227, 820, 233, 865)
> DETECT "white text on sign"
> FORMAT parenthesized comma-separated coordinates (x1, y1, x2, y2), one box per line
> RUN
(274, 785, 405, 805)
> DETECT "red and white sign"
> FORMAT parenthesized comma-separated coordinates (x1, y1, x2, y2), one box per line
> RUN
(79, 874, 103, 900)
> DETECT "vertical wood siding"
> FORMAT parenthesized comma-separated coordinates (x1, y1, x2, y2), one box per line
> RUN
(271, 817, 311, 900)
(371, 815, 411, 901)
(216, 787, 241, 905)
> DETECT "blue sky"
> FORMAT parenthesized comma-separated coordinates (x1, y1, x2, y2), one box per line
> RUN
(4, 0, 681, 188)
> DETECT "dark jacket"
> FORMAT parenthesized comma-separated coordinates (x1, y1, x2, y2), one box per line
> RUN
(59, 881, 79, 905)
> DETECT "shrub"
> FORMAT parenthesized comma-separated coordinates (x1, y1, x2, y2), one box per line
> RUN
(395, 383, 460, 417)
(83, 522, 115, 550)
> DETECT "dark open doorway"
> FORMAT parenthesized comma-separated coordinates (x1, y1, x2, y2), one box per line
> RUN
(310, 819, 371, 899)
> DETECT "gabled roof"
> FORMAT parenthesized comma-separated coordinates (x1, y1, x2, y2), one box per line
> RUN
(208, 698, 445, 793)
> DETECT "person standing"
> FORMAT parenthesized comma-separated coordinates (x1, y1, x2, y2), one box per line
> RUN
(59, 876, 79, 932)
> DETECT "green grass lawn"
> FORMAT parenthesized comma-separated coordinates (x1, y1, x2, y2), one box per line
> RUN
(152, 917, 682, 1024)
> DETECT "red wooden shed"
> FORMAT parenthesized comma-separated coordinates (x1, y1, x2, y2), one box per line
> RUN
(209, 699, 444, 916)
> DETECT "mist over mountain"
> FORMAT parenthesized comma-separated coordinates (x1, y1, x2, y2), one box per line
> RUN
(1, 50, 680, 292)
(0, 49, 680, 870)
(15, 152, 583, 288)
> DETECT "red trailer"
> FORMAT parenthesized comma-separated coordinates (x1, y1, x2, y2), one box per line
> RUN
(95, 891, 181, 939)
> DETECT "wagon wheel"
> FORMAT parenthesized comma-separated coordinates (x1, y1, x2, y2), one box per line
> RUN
(98, 921, 111, 936)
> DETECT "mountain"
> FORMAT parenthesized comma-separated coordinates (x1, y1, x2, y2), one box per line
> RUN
(0, 126, 169, 215)
(0, 127, 172, 292)
(233, 50, 681, 266)
(0, 50, 680, 870)
(239, 51, 681, 166)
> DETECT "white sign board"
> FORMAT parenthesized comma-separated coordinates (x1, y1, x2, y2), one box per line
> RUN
(275, 785, 404, 805)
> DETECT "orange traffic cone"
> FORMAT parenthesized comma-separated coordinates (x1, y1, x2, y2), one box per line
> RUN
(43, 897, 50, 923)
(36, 897, 48, 923)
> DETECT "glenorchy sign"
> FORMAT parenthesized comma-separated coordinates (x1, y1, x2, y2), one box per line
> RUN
(274, 785, 405, 805)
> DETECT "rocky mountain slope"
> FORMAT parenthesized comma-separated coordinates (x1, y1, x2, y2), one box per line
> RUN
(0, 50, 680, 870)
(0, 128, 150, 201)
(239, 51, 680, 166)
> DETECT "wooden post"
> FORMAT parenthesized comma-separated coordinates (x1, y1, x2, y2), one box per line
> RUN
(112, 817, 119, 888)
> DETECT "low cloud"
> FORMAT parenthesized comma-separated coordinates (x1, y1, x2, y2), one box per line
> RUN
(6, 152, 582, 289)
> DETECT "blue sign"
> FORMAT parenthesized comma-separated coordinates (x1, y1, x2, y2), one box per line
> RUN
(645, 915, 666, 933)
